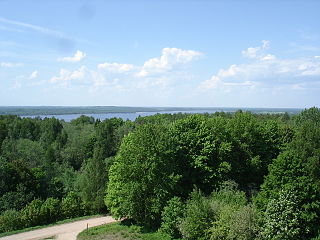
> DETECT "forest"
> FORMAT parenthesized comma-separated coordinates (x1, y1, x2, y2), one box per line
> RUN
(0, 108, 319, 239)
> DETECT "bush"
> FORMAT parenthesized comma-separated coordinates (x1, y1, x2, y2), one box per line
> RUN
(209, 204, 260, 240)
(20, 199, 44, 228)
(40, 197, 61, 224)
(208, 181, 259, 240)
(0, 209, 22, 233)
(160, 197, 185, 238)
(179, 189, 216, 240)
(61, 192, 84, 219)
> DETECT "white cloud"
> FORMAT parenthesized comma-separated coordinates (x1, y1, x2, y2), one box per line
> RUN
(137, 47, 202, 77)
(48, 66, 108, 88)
(242, 40, 272, 60)
(57, 50, 86, 62)
(29, 70, 38, 79)
(0, 62, 23, 67)
(98, 62, 134, 73)
(200, 40, 320, 91)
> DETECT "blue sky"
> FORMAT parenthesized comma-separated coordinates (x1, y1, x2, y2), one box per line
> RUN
(0, 0, 319, 108)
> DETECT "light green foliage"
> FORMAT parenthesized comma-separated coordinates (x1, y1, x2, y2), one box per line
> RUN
(61, 192, 85, 219)
(160, 197, 185, 238)
(20, 199, 44, 227)
(78, 221, 173, 240)
(40, 198, 61, 224)
(179, 189, 216, 240)
(261, 189, 302, 240)
(179, 182, 259, 240)
(106, 123, 179, 227)
(208, 182, 259, 240)
(0, 209, 22, 233)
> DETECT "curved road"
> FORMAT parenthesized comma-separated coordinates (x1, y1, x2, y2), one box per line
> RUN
(0, 216, 116, 240)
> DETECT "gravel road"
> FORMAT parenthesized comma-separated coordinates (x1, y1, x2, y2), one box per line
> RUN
(0, 216, 116, 240)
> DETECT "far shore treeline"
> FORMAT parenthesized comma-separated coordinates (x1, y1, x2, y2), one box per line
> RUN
(0, 108, 319, 239)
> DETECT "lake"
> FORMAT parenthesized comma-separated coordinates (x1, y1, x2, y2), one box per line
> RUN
(20, 108, 302, 122)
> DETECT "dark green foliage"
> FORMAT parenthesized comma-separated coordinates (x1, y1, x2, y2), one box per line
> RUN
(76, 157, 107, 213)
(71, 115, 95, 125)
(8, 117, 41, 141)
(94, 118, 124, 160)
(40, 117, 64, 146)
(0, 120, 8, 151)
(160, 197, 185, 238)
(171, 115, 232, 196)
(1, 109, 320, 237)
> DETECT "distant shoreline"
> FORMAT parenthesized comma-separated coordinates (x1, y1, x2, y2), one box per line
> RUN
(0, 106, 303, 116)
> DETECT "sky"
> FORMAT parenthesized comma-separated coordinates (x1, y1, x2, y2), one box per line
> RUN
(0, 0, 320, 108)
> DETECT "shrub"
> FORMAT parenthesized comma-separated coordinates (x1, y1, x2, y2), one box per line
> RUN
(179, 189, 216, 240)
(160, 197, 185, 238)
(40, 197, 61, 224)
(208, 181, 259, 240)
(20, 199, 44, 228)
(61, 192, 84, 219)
(0, 209, 22, 233)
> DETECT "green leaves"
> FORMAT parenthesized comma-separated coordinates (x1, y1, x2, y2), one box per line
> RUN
(106, 123, 178, 227)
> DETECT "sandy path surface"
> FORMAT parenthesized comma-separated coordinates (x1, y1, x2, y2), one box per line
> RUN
(0, 216, 116, 240)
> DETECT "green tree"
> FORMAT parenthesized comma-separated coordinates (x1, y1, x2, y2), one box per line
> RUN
(77, 157, 107, 213)
(261, 189, 302, 240)
(105, 123, 179, 227)
(170, 115, 232, 196)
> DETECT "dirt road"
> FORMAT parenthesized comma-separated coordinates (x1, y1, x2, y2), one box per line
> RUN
(0, 216, 116, 240)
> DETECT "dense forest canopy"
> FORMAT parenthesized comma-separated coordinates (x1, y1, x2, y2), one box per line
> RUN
(0, 108, 319, 239)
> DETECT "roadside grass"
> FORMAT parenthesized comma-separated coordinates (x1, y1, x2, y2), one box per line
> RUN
(77, 221, 176, 240)
(0, 214, 103, 238)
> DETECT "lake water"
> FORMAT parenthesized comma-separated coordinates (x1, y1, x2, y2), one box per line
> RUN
(21, 108, 301, 122)
(22, 110, 222, 122)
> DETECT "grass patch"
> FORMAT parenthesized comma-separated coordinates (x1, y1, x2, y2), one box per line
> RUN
(0, 214, 103, 238)
(77, 221, 175, 240)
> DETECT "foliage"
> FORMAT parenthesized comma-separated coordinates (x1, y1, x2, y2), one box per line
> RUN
(0, 209, 22, 233)
(170, 115, 232, 196)
(20, 199, 44, 227)
(106, 123, 179, 227)
(179, 189, 215, 240)
(40, 197, 61, 224)
(61, 192, 85, 219)
(76, 157, 107, 213)
(160, 197, 185, 238)
(260, 189, 302, 240)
